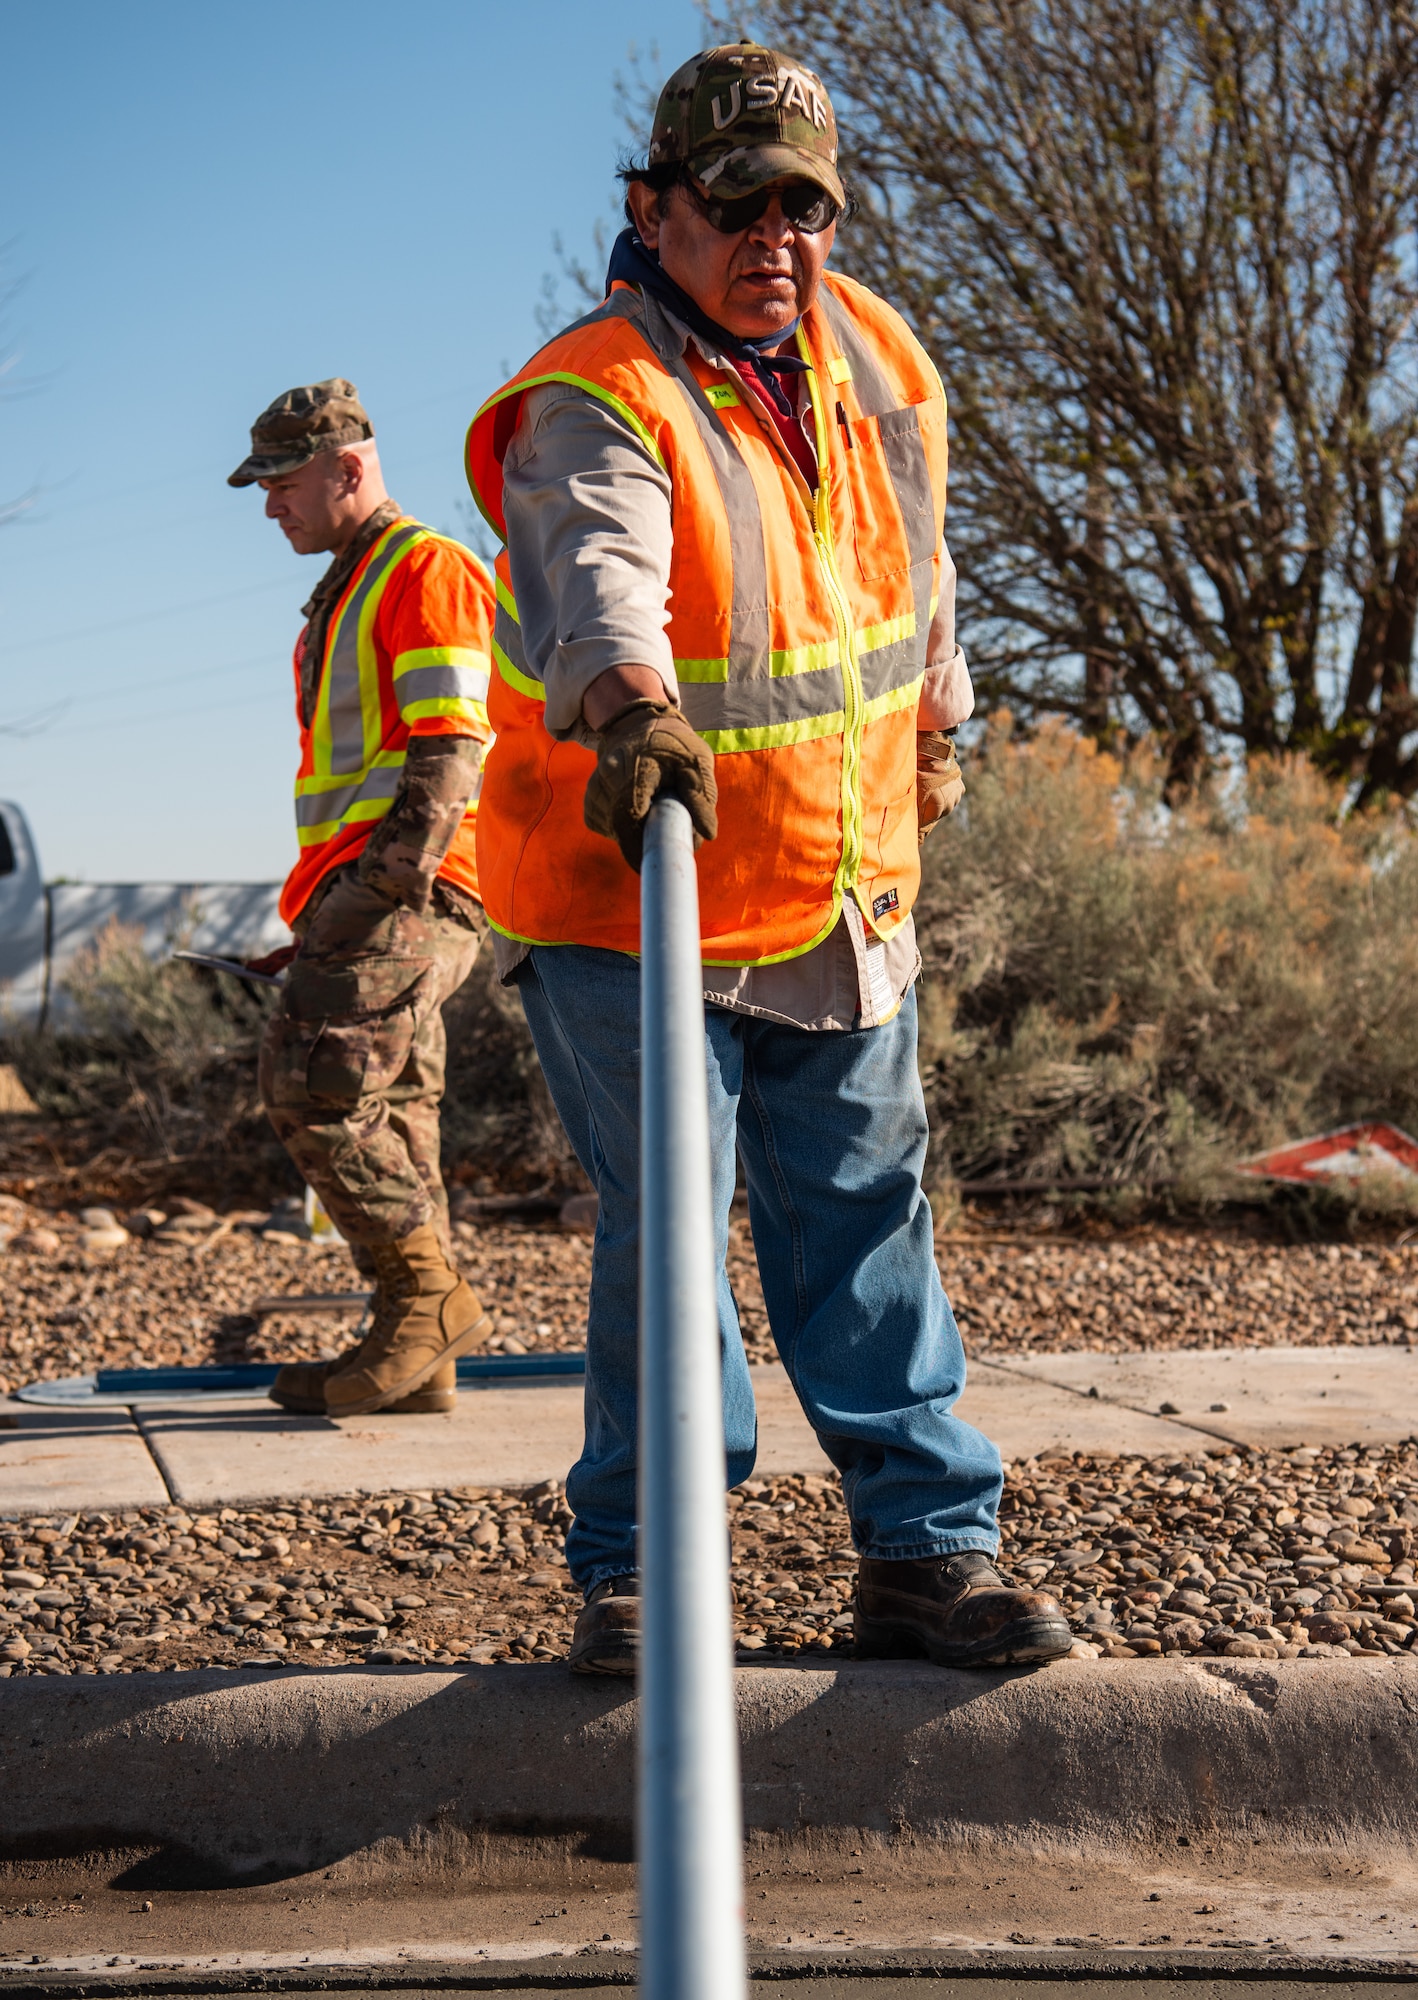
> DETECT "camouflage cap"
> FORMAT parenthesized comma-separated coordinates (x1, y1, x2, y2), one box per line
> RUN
(227, 378, 374, 488)
(648, 42, 844, 208)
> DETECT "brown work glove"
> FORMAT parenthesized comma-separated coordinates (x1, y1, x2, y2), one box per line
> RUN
(583, 699, 718, 873)
(359, 735, 483, 913)
(917, 730, 965, 844)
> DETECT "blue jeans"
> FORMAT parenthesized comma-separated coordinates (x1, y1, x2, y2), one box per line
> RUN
(516, 944, 1003, 1592)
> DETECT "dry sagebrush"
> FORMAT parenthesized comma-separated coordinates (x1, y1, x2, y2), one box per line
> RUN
(916, 721, 1418, 1213)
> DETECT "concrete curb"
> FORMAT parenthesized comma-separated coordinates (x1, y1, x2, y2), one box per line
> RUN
(2, 1660, 1415, 1879)
(5, 1953, 1418, 1995)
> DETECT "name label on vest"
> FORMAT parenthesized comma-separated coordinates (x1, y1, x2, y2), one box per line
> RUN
(872, 887, 900, 920)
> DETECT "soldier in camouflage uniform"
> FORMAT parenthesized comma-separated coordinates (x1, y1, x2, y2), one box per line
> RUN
(230, 381, 498, 1417)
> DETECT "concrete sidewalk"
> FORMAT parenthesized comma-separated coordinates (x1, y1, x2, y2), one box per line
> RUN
(991, 1344, 1418, 1449)
(3, 1349, 1416, 1514)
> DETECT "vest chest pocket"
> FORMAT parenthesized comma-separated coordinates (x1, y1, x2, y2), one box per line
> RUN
(842, 403, 939, 582)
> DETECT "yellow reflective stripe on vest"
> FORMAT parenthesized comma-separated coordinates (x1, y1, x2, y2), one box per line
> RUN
(675, 615, 914, 691)
(679, 661, 844, 744)
(674, 635, 841, 684)
(492, 614, 545, 703)
(402, 698, 491, 730)
(697, 709, 846, 755)
(684, 632, 924, 752)
(294, 753, 406, 846)
(309, 522, 427, 781)
(863, 673, 925, 726)
(392, 645, 491, 724)
(857, 614, 925, 706)
(489, 576, 546, 700)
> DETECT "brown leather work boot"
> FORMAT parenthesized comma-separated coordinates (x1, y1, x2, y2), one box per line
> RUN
(854, 1551, 1073, 1667)
(567, 1575, 640, 1676)
(323, 1222, 491, 1417)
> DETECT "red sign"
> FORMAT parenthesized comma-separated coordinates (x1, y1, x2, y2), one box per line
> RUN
(1239, 1121, 1418, 1185)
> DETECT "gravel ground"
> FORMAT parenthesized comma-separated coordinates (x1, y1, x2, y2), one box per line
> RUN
(5, 1194, 1417, 1677)
(1, 1445, 1414, 1677)
(946, 1233, 1418, 1355)
(2, 1199, 1416, 1391)
(0, 1205, 596, 1391)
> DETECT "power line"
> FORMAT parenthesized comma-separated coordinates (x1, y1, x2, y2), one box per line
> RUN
(3, 438, 470, 566)
(14, 687, 279, 740)
(13, 386, 480, 529)
(3, 448, 483, 655)
(0, 647, 285, 737)
(2, 572, 295, 657)
(73, 650, 276, 708)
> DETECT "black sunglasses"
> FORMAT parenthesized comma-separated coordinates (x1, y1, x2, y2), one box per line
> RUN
(686, 176, 842, 237)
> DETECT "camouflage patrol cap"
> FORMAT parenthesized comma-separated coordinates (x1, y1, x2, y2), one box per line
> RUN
(648, 42, 844, 208)
(227, 378, 374, 488)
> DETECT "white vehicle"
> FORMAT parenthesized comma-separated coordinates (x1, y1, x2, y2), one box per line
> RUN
(0, 801, 290, 1028)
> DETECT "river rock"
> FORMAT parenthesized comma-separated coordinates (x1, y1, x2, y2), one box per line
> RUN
(9, 1227, 61, 1256)
(81, 1227, 130, 1254)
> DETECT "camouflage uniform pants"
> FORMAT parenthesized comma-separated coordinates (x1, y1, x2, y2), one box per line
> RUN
(259, 866, 485, 1263)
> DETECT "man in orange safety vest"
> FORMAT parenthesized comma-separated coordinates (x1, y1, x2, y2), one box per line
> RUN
(465, 49, 1073, 1672)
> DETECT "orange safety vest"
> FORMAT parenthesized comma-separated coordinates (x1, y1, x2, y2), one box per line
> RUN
(465, 272, 948, 964)
(280, 516, 495, 926)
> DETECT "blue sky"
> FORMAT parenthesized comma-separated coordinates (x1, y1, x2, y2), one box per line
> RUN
(1, 0, 699, 884)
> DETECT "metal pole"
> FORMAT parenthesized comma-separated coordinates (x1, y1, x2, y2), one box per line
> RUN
(638, 794, 747, 2000)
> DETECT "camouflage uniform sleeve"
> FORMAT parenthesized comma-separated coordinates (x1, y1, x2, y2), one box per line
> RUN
(359, 736, 484, 913)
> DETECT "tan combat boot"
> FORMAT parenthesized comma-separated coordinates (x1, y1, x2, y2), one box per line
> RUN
(323, 1222, 490, 1417)
(268, 1349, 458, 1415)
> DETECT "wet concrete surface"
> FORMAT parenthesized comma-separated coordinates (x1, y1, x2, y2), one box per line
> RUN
(1, 1837, 1416, 1984)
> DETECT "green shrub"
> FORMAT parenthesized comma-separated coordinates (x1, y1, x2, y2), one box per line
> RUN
(1, 915, 290, 1204)
(0, 916, 578, 1207)
(916, 719, 1418, 1215)
(6, 733, 1417, 1222)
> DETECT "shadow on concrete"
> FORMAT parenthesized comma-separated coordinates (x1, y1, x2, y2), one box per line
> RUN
(5, 1657, 1416, 1890)
(0, 1659, 1028, 1887)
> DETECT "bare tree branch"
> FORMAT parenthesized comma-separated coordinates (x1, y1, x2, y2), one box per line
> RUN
(724, 0, 1418, 796)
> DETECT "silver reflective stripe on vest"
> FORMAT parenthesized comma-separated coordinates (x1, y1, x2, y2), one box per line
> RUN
(294, 761, 404, 831)
(858, 629, 924, 705)
(321, 522, 425, 775)
(635, 292, 847, 745)
(678, 661, 844, 737)
(395, 661, 491, 706)
(492, 600, 541, 692)
(645, 294, 774, 690)
(817, 288, 939, 657)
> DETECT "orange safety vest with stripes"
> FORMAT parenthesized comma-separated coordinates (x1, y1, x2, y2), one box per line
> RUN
(465, 271, 949, 965)
(279, 516, 495, 926)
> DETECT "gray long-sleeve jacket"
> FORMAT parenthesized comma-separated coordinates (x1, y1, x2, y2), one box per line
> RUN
(496, 298, 974, 1031)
